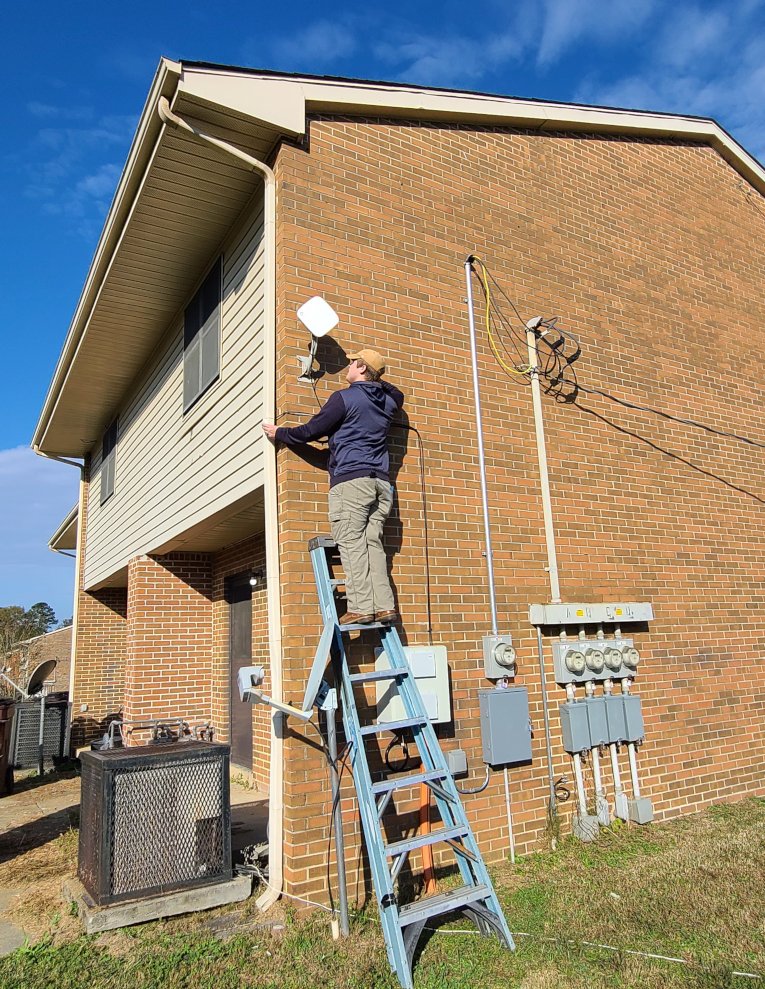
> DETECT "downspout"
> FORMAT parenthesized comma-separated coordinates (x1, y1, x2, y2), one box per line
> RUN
(32, 449, 84, 752)
(157, 97, 284, 910)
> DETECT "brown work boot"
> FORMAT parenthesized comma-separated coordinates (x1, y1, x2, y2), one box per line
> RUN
(374, 610, 398, 623)
(339, 612, 374, 625)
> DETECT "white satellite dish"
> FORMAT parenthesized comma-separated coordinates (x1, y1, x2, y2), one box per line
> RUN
(297, 296, 339, 338)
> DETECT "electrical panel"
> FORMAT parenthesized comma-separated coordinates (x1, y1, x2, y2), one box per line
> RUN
(604, 694, 627, 742)
(552, 637, 639, 685)
(560, 702, 591, 754)
(375, 645, 451, 725)
(529, 601, 654, 626)
(478, 687, 532, 766)
(560, 694, 645, 752)
(622, 694, 645, 742)
(584, 696, 609, 747)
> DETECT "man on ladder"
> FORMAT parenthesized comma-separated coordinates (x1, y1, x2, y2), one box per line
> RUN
(263, 348, 403, 625)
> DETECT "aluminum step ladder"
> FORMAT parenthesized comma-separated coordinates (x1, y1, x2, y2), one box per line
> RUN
(302, 537, 514, 989)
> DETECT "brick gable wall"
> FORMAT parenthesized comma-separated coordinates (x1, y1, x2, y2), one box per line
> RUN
(272, 117, 765, 905)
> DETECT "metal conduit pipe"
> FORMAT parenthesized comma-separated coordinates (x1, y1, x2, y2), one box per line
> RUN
(463, 256, 499, 635)
(524, 319, 561, 604)
(157, 98, 285, 911)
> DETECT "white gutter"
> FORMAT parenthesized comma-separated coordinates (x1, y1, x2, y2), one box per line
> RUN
(157, 97, 284, 911)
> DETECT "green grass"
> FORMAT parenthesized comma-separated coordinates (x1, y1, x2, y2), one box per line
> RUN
(1, 799, 763, 988)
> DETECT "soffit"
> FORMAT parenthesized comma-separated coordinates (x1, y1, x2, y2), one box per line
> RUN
(38, 93, 280, 457)
(49, 504, 78, 552)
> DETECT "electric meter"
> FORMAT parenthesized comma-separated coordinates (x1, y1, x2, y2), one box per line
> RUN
(604, 646, 623, 672)
(493, 641, 517, 669)
(585, 648, 605, 673)
(565, 649, 586, 675)
(621, 646, 640, 670)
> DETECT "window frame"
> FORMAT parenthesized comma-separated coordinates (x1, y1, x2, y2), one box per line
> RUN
(100, 418, 118, 505)
(183, 257, 222, 413)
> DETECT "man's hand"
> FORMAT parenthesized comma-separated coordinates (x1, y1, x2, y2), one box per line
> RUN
(262, 423, 278, 442)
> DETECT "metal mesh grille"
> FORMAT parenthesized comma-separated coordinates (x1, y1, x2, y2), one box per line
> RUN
(12, 702, 67, 769)
(110, 752, 227, 897)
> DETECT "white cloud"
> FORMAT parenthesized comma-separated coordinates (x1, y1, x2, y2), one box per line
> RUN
(268, 20, 359, 68)
(0, 447, 79, 621)
(537, 0, 656, 66)
(24, 113, 135, 239)
(574, 5, 765, 163)
(375, 31, 525, 87)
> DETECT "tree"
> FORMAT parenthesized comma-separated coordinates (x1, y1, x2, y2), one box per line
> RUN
(0, 602, 58, 658)
(26, 602, 57, 636)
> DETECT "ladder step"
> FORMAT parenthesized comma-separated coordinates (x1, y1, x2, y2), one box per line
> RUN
(338, 620, 385, 631)
(385, 824, 469, 858)
(372, 770, 448, 795)
(360, 717, 427, 736)
(398, 884, 492, 928)
(350, 668, 409, 684)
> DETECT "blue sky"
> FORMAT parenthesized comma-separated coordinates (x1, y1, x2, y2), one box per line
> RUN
(2, 0, 764, 620)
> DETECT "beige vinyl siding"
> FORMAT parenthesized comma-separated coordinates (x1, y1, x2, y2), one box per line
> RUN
(83, 192, 267, 589)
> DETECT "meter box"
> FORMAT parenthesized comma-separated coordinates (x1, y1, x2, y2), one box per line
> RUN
(552, 637, 639, 684)
(584, 696, 609, 746)
(560, 702, 591, 754)
(479, 688, 532, 766)
(375, 645, 451, 725)
(622, 694, 645, 742)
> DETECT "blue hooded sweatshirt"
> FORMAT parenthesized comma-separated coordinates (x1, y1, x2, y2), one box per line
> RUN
(275, 380, 404, 487)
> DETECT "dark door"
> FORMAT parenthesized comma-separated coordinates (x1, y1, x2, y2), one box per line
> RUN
(226, 574, 253, 771)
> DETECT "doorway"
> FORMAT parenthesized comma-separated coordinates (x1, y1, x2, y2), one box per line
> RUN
(226, 574, 253, 771)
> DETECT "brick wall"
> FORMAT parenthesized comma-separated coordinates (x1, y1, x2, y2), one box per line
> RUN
(6, 625, 72, 695)
(70, 468, 127, 749)
(272, 118, 765, 904)
(123, 553, 213, 739)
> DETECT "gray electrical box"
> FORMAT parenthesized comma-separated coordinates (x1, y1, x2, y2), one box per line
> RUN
(604, 695, 627, 743)
(445, 748, 468, 778)
(478, 688, 532, 766)
(560, 702, 591, 754)
(584, 697, 609, 746)
(622, 694, 645, 741)
(530, 601, 654, 626)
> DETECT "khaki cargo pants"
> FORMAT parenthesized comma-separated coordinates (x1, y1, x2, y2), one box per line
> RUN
(328, 477, 395, 616)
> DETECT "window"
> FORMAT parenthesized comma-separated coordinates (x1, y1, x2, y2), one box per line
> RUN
(184, 258, 222, 411)
(101, 418, 118, 504)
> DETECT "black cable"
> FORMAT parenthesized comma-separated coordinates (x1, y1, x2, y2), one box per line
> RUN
(391, 420, 434, 643)
(571, 380, 765, 451)
(384, 731, 411, 772)
(478, 258, 765, 452)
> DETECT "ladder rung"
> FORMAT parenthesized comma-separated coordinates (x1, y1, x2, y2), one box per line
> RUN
(349, 668, 409, 684)
(360, 717, 426, 736)
(338, 620, 385, 631)
(329, 579, 345, 588)
(372, 770, 448, 795)
(385, 824, 468, 858)
(398, 884, 492, 927)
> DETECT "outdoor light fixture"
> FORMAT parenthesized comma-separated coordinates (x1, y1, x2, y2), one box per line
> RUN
(296, 295, 339, 380)
(249, 569, 265, 587)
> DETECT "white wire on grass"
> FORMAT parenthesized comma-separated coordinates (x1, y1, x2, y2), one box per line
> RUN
(422, 928, 762, 980)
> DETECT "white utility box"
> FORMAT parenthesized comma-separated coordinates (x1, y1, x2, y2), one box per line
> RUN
(374, 645, 451, 725)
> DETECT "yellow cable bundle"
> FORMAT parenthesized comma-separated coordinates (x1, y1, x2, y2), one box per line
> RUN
(472, 257, 531, 378)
